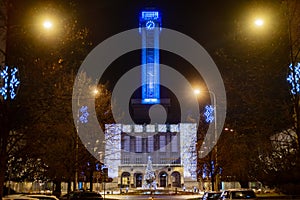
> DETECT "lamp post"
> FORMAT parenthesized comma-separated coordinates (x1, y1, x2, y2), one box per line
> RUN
(194, 89, 219, 191)
(75, 87, 99, 190)
(0, 10, 55, 197)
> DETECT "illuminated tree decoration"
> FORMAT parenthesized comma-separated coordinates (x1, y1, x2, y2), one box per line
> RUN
(142, 156, 157, 189)
(0, 66, 20, 100)
(204, 105, 214, 123)
(79, 105, 89, 123)
(287, 62, 300, 94)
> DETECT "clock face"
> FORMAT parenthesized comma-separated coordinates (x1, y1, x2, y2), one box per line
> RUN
(145, 20, 155, 30)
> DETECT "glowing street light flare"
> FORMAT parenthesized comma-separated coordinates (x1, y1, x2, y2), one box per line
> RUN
(92, 88, 99, 96)
(43, 20, 53, 29)
(194, 89, 200, 95)
(254, 18, 264, 27)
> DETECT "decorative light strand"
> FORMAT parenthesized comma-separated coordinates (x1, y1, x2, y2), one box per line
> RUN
(79, 105, 89, 123)
(0, 66, 20, 100)
(204, 105, 214, 123)
(287, 62, 300, 94)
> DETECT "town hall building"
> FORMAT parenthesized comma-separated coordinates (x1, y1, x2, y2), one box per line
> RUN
(104, 9, 198, 190)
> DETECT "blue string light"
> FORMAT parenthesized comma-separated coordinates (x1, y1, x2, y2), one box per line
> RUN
(204, 105, 214, 123)
(287, 62, 300, 94)
(79, 105, 89, 123)
(0, 66, 20, 100)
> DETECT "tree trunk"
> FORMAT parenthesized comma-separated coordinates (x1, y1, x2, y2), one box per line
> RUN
(0, 158, 7, 199)
(89, 170, 93, 191)
(239, 181, 249, 188)
(53, 180, 62, 198)
(0, 102, 9, 199)
(67, 180, 71, 194)
(0, 134, 8, 199)
(296, 96, 300, 149)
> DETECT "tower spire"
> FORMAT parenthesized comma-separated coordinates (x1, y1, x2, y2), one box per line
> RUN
(139, 9, 161, 104)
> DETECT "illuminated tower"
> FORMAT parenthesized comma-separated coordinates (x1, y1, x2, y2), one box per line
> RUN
(139, 10, 161, 104)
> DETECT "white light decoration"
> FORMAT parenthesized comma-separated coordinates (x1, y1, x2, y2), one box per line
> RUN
(287, 62, 300, 94)
(122, 124, 132, 132)
(170, 124, 179, 132)
(134, 125, 143, 132)
(105, 124, 121, 178)
(158, 124, 167, 132)
(180, 123, 197, 179)
(146, 124, 155, 132)
(79, 105, 89, 123)
(204, 105, 214, 123)
(0, 66, 20, 100)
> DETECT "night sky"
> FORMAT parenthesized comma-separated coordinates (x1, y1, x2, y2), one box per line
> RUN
(73, 1, 249, 86)
(78, 0, 244, 49)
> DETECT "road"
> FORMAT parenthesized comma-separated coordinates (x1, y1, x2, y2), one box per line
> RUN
(103, 194, 202, 200)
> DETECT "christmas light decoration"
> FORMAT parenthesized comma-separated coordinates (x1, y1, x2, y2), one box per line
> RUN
(204, 105, 214, 123)
(0, 66, 20, 100)
(287, 62, 300, 94)
(79, 105, 89, 123)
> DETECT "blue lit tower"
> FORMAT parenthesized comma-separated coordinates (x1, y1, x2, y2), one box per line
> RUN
(139, 10, 161, 104)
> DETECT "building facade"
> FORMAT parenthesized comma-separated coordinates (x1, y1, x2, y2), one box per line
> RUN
(104, 123, 197, 189)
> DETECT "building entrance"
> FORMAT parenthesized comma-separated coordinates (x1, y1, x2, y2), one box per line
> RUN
(135, 173, 143, 187)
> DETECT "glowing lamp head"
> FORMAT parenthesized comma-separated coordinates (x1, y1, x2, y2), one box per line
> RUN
(254, 18, 264, 27)
(194, 89, 200, 95)
(43, 20, 53, 29)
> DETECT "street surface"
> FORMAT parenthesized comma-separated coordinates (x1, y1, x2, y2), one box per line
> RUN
(103, 194, 201, 200)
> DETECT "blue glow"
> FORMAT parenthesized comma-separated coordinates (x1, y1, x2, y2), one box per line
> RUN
(142, 98, 159, 104)
(78, 182, 83, 189)
(0, 66, 20, 100)
(204, 105, 214, 123)
(146, 20, 155, 30)
(141, 11, 159, 20)
(79, 105, 89, 123)
(287, 62, 300, 94)
(139, 10, 161, 104)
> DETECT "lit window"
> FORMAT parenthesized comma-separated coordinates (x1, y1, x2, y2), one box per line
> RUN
(148, 136, 154, 152)
(159, 135, 166, 152)
(136, 136, 142, 153)
(123, 135, 130, 152)
(171, 135, 178, 152)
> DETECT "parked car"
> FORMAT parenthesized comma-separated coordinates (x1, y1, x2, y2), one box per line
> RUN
(60, 191, 103, 200)
(220, 189, 257, 200)
(3, 194, 39, 200)
(27, 194, 59, 200)
(202, 191, 222, 200)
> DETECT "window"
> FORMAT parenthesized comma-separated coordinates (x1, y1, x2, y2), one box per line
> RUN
(159, 135, 166, 152)
(136, 136, 142, 153)
(123, 135, 130, 152)
(171, 135, 178, 152)
(148, 136, 154, 152)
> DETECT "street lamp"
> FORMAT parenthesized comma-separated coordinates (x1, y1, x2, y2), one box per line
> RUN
(194, 88, 219, 191)
(42, 20, 53, 30)
(254, 18, 264, 27)
(193, 89, 217, 142)
(75, 87, 100, 190)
